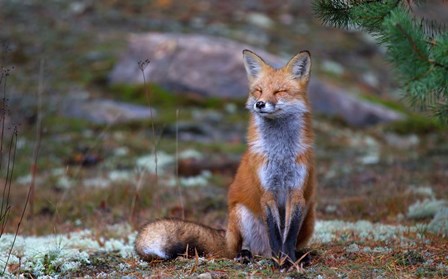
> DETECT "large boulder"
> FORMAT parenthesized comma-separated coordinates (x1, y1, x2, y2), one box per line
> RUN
(110, 33, 404, 127)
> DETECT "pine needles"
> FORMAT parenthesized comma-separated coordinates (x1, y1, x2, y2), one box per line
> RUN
(314, 0, 448, 124)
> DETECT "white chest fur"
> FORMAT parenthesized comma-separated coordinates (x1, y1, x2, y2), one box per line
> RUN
(250, 114, 308, 203)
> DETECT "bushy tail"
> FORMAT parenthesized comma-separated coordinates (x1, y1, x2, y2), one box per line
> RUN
(135, 219, 229, 260)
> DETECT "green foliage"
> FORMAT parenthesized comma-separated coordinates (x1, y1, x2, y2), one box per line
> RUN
(314, 0, 448, 124)
(109, 83, 237, 109)
(43, 251, 61, 275)
(385, 114, 445, 135)
(360, 94, 407, 113)
(394, 250, 425, 266)
(109, 83, 177, 107)
(361, 93, 446, 134)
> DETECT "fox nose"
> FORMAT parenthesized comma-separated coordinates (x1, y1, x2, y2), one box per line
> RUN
(255, 101, 266, 109)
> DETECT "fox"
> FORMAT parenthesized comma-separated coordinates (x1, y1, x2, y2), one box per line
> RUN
(135, 49, 316, 264)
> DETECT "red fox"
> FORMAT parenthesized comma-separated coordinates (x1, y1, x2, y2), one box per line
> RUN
(135, 49, 316, 264)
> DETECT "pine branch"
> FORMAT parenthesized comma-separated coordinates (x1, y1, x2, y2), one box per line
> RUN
(314, 0, 401, 31)
(395, 23, 427, 62)
(431, 32, 448, 71)
(312, 0, 353, 29)
(351, 2, 399, 33)
(419, 18, 448, 39)
(313, 0, 448, 122)
(434, 102, 448, 124)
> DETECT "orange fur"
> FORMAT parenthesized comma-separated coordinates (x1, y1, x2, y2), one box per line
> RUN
(135, 50, 316, 263)
(226, 49, 316, 258)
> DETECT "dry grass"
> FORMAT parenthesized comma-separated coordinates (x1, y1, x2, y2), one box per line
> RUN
(62, 232, 447, 278)
(1, 114, 447, 277)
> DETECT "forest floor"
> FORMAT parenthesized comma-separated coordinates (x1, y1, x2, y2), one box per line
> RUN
(1, 0, 447, 278)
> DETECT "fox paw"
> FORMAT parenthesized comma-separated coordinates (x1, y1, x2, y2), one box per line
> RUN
(235, 249, 252, 264)
(294, 250, 312, 267)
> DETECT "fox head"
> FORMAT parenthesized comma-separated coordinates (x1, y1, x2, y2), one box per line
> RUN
(242, 50, 311, 119)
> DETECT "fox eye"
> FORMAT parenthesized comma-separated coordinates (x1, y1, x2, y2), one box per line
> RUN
(252, 88, 262, 97)
(274, 90, 287, 95)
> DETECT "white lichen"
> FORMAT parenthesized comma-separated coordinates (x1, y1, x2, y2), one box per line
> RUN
(407, 199, 448, 219)
(0, 219, 435, 277)
(0, 228, 137, 277)
(113, 147, 129, 157)
(361, 246, 392, 254)
(166, 171, 212, 187)
(83, 177, 110, 188)
(428, 207, 448, 236)
(57, 176, 74, 189)
(312, 220, 416, 244)
(179, 149, 203, 160)
(108, 170, 134, 182)
(407, 186, 435, 199)
(136, 151, 174, 174)
(346, 243, 360, 253)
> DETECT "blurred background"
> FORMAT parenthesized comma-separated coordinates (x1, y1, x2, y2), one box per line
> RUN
(1, 0, 447, 238)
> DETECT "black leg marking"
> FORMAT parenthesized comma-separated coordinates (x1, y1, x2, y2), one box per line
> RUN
(278, 206, 286, 232)
(235, 249, 253, 264)
(266, 207, 282, 258)
(282, 206, 303, 262)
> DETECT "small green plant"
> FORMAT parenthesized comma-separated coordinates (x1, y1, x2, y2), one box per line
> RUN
(43, 251, 61, 275)
(394, 250, 425, 266)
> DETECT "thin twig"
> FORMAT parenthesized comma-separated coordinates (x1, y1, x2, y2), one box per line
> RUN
(0, 128, 17, 235)
(138, 59, 158, 185)
(133, 59, 159, 223)
(1, 130, 19, 276)
(1, 59, 43, 276)
(29, 59, 44, 231)
(0, 67, 13, 224)
(175, 108, 185, 219)
(130, 170, 144, 223)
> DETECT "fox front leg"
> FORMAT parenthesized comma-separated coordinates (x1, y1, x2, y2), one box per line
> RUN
(261, 192, 283, 259)
(281, 190, 306, 262)
(262, 191, 306, 263)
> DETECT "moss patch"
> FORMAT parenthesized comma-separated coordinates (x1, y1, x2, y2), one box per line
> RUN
(385, 115, 445, 135)
(109, 83, 246, 110)
(360, 94, 407, 113)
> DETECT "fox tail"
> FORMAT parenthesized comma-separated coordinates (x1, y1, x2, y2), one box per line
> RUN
(135, 219, 229, 260)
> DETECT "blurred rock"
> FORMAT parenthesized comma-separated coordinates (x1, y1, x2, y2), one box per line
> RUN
(309, 81, 403, 126)
(110, 33, 404, 127)
(61, 98, 155, 124)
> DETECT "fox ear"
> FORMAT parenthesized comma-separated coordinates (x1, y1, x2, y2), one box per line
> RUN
(242, 49, 267, 82)
(286, 51, 311, 81)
